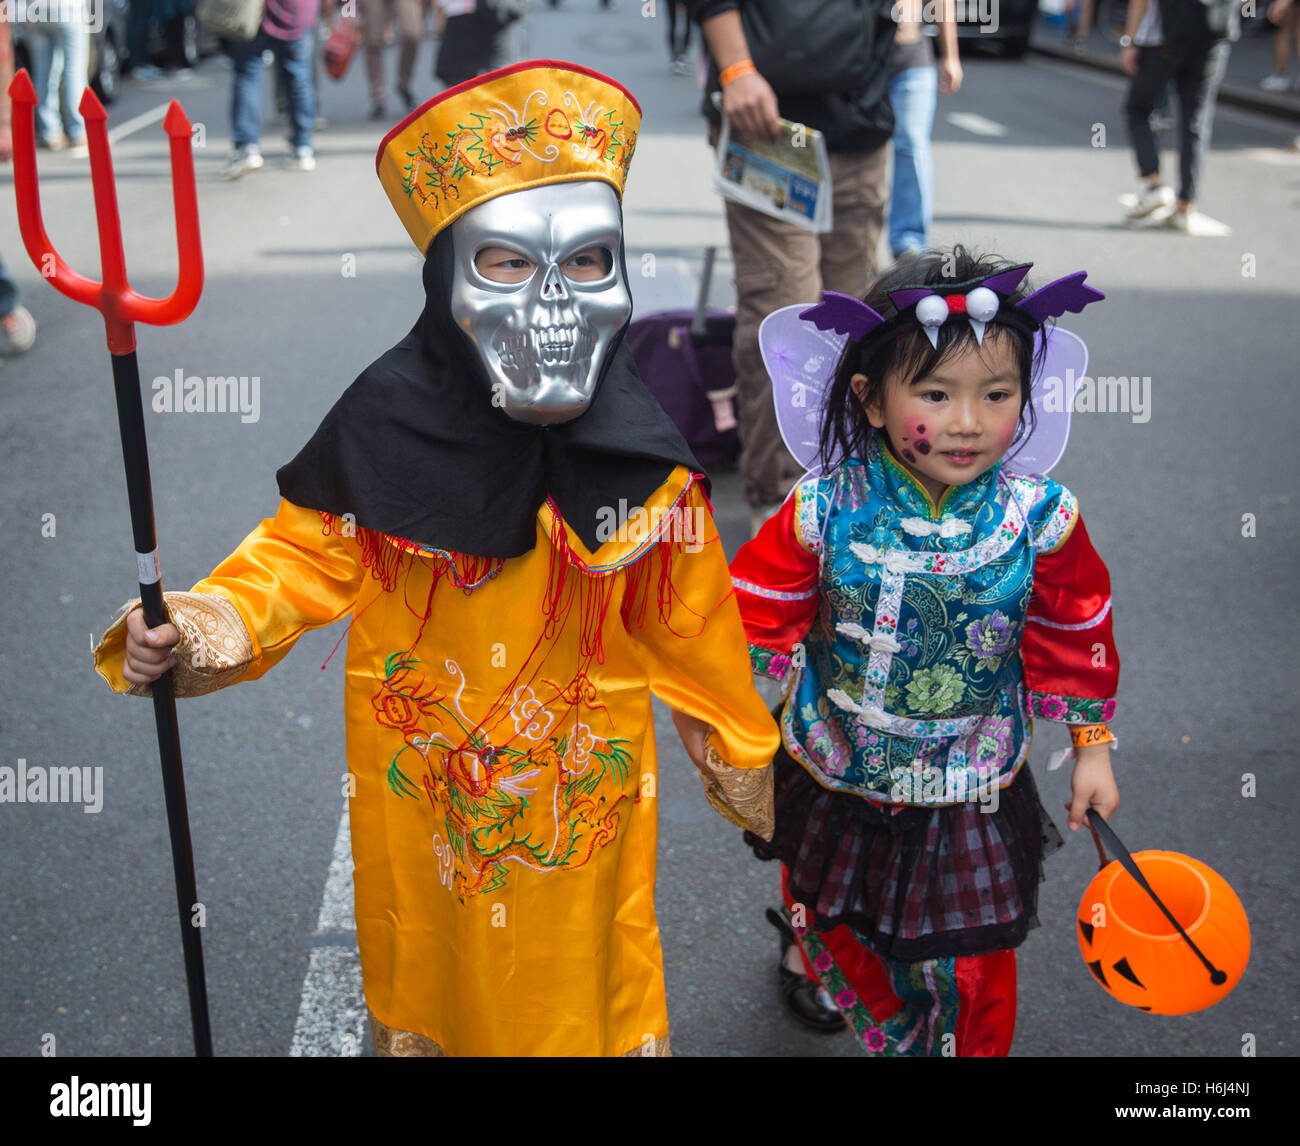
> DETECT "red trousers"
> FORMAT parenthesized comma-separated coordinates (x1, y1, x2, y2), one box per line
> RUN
(783, 870, 1018, 1057)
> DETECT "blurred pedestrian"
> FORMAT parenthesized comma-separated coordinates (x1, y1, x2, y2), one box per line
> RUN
(222, 0, 320, 178)
(362, 0, 429, 118)
(888, 0, 961, 260)
(1260, 0, 1298, 90)
(1, 18, 38, 355)
(1065, 0, 1095, 52)
(665, 1, 692, 73)
(128, 0, 194, 80)
(692, 0, 896, 536)
(1120, 0, 1243, 232)
(433, 1, 523, 89)
(23, 0, 90, 153)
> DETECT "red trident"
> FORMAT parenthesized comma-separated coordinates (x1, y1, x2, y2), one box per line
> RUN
(9, 70, 212, 1056)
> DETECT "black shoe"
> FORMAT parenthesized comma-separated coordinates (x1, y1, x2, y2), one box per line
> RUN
(399, 87, 415, 111)
(369, 103, 388, 121)
(765, 906, 846, 1033)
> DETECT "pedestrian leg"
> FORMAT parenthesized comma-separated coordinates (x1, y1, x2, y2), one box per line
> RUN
(277, 33, 317, 159)
(722, 198, 821, 518)
(1174, 40, 1231, 209)
(396, 0, 423, 107)
(887, 67, 938, 258)
(1124, 46, 1175, 183)
(363, 0, 394, 115)
(818, 146, 888, 299)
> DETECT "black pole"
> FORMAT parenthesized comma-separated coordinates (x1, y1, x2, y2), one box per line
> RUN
(110, 349, 214, 1057)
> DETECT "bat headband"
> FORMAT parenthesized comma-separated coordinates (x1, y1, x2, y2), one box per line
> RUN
(758, 263, 1106, 479)
(800, 264, 1104, 350)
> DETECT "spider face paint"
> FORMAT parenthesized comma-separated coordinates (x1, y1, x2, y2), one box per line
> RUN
(449, 181, 631, 425)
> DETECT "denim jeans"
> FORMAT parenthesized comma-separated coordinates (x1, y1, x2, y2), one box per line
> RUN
(228, 31, 315, 152)
(888, 65, 938, 257)
(25, 12, 90, 144)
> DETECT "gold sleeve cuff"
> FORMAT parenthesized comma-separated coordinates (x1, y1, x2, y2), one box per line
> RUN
(698, 732, 775, 841)
(93, 591, 255, 698)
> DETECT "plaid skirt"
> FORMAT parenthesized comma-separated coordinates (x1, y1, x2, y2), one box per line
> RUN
(746, 740, 1064, 962)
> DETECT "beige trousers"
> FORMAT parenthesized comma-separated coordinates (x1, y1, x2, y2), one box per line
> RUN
(723, 146, 888, 509)
(362, 0, 428, 106)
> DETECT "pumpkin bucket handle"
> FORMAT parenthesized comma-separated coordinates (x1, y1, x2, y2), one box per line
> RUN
(1085, 810, 1228, 987)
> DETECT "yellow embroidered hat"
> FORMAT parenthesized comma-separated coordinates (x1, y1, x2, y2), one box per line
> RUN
(376, 59, 642, 255)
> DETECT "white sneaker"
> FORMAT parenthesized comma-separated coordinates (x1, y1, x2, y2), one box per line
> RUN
(1260, 74, 1291, 92)
(221, 148, 264, 180)
(287, 146, 316, 172)
(1124, 183, 1175, 221)
(1164, 209, 1232, 237)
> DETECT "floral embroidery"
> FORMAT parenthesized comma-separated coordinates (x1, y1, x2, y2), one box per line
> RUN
(372, 654, 634, 899)
(904, 665, 966, 714)
(966, 611, 1013, 657)
(750, 645, 792, 681)
(1028, 691, 1116, 725)
(1033, 486, 1078, 553)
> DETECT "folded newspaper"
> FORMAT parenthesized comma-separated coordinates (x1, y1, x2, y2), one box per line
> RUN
(713, 109, 832, 234)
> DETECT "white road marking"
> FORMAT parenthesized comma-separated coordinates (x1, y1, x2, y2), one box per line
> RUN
(289, 802, 367, 1057)
(315, 802, 358, 934)
(946, 112, 1008, 138)
(106, 103, 171, 144)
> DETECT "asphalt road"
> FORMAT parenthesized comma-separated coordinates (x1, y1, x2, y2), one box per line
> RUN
(1, 7, 1296, 1060)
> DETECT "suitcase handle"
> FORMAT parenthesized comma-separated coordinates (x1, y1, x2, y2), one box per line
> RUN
(690, 246, 717, 344)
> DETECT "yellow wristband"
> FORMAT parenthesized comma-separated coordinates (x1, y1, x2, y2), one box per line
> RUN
(719, 59, 758, 87)
(1071, 725, 1115, 749)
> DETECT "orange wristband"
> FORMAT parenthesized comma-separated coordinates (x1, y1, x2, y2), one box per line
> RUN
(719, 59, 758, 87)
(1071, 725, 1115, 749)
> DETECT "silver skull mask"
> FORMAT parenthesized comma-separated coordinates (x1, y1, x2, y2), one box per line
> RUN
(448, 181, 632, 425)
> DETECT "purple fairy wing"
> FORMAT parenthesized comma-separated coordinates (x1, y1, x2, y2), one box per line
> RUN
(1017, 272, 1104, 325)
(1001, 327, 1088, 475)
(759, 304, 849, 478)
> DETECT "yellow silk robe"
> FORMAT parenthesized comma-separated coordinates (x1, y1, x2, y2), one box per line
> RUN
(96, 466, 777, 1056)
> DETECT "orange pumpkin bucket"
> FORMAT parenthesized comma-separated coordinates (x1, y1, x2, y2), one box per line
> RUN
(1077, 811, 1250, 1015)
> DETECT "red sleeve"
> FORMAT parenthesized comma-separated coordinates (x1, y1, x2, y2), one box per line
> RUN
(1022, 516, 1119, 725)
(728, 492, 820, 681)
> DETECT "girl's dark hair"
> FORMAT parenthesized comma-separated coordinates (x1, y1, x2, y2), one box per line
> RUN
(817, 245, 1049, 472)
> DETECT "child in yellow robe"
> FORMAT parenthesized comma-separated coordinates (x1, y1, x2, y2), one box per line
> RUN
(94, 60, 777, 1057)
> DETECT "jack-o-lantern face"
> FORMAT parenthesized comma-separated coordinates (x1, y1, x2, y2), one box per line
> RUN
(1077, 850, 1250, 1016)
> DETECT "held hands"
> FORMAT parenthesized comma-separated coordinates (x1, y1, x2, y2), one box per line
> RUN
(122, 607, 181, 685)
(1066, 744, 1119, 832)
(671, 708, 711, 771)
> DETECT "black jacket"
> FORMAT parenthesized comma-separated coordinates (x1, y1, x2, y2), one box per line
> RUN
(689, 0, 896, 153)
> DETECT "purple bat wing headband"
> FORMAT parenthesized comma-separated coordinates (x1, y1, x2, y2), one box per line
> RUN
(800, 265, 1104, 349)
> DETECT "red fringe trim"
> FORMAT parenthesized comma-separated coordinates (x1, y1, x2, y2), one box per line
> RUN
(323, 484, 712, 765)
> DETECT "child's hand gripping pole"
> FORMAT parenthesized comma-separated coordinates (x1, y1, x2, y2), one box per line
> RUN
(9, 71, 211, 1056)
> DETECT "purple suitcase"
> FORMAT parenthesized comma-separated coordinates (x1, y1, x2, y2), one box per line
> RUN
(625, 248, 741, 470)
